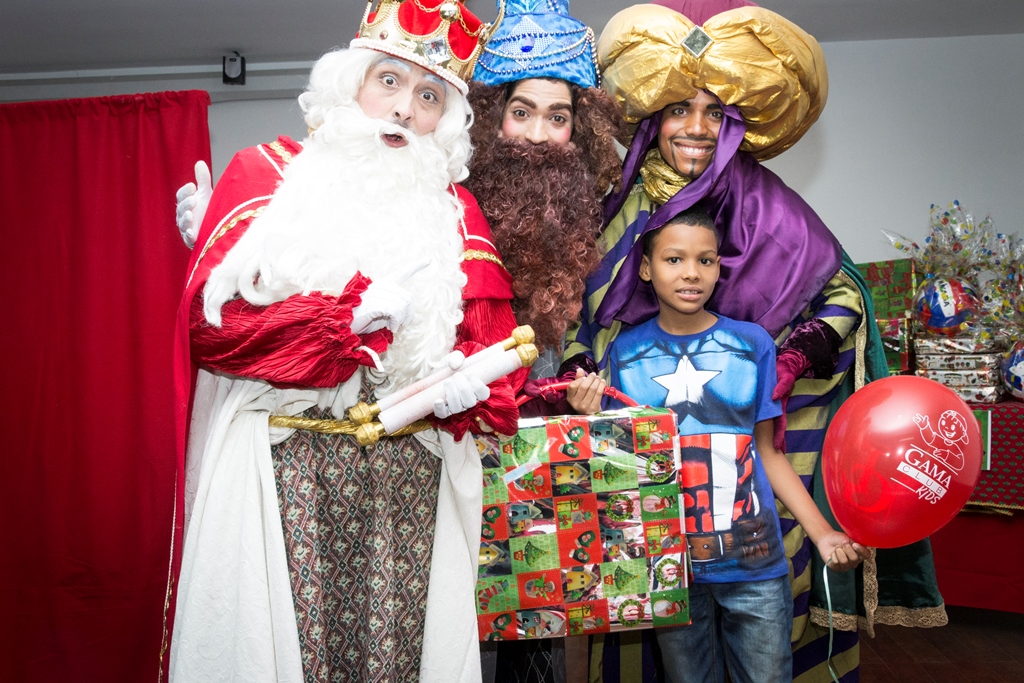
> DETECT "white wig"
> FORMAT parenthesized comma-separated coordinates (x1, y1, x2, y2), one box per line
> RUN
(298, 46, 474, 184)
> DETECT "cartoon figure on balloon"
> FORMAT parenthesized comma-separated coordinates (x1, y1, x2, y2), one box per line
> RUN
(822, 375, 983, 548)
(885, 410, 967, 506)
(913, 410, 968, 472)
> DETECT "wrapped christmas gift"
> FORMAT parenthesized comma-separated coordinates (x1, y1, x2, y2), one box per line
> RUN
(855, 260, 916, 374)
(916, 367, 1003, 387)
(474, 406, 691, 641)
(983, 232, 1024, 400)
(885, 201, 994, 340)
(949, 385, 1005, 404)
(915, 353, 1002, 371)
(915, 336, 1005, 355)
(877, 316, 912, 374)
(857, 259, 917, 319)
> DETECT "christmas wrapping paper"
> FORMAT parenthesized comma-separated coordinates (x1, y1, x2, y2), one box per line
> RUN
(916, 353, 1002, 371)
(917, 367, 1003, 387)
(876, 317, 912, 374)
(855, 260, 916, 374)
(915, 336, 1004, 355)
(855, 259, 917, 319)
(967, 401, 1024, 508)
(950, 385, 1005, 404)
(474, 407, 691, 641)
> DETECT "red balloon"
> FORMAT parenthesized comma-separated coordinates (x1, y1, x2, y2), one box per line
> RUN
(822, 375, 982, 548)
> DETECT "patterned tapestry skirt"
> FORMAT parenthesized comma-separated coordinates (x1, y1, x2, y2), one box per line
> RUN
(272, 408, 442, 683)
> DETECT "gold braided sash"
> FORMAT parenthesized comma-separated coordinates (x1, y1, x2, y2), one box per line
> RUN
(270, 326, 536, 446)
(462, 249, 506, 270)
(268, 415, 432, 437)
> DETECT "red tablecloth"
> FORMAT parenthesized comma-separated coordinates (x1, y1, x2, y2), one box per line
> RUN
(969, 400, 1024, 509)
(931, 401, 1024, 614)
(931, 512, 1024, 614)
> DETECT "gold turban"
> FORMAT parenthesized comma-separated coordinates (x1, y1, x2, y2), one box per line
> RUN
(597, 3, 828, 160)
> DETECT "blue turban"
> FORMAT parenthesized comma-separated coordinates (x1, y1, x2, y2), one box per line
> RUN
(473, 0, 598, 89)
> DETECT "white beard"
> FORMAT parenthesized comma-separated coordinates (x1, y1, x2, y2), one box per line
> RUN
(203, 103, 467, 393)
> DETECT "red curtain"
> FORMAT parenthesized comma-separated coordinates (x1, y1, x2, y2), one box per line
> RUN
(0, 91, 210, 682)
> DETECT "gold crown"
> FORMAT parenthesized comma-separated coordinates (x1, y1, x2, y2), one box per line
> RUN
(351, 0, 505, 94)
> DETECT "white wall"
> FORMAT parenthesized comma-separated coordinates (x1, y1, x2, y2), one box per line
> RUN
(208, 98, 307, 178)
(199, 32, 1024, 265)
(12, 32, 1019, 263)
(763, 32, 1024, 263)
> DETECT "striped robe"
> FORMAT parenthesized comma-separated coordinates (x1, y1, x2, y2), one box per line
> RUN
(566, 188, 946, 683)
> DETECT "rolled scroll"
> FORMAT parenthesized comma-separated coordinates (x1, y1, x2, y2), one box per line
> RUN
(347, 325, 534, 424)
(355, 343, 537, 445)
(378, 345, 537, 433)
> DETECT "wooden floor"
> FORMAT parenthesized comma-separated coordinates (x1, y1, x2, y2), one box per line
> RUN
(860, 606, 1024, 682)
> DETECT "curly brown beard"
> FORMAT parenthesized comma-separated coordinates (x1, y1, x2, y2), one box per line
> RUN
(464, 82, 627, 350)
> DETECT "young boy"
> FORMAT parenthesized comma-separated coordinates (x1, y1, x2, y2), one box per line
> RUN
(590, 207, 867, 683)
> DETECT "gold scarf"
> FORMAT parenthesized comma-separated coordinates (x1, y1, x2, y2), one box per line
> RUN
(638, 148, 691, 205)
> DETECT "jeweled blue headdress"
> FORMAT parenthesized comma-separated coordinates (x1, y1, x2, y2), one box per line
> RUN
(473, 0, 598, 89)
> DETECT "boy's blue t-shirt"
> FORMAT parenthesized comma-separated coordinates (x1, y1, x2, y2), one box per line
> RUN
(607, 315, 789, 583)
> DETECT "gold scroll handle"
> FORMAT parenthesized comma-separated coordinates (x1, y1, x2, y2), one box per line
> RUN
(269, 334, 538, 448)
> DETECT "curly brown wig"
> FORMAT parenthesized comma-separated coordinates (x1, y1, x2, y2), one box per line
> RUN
(467, 80, 628, 195)
(464, 81, 627, 350)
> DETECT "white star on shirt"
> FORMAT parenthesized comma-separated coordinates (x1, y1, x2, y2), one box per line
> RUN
(652, 356, 720, 406)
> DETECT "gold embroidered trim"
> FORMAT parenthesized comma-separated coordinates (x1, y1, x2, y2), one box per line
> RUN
(267, 140, 293, 164)
(158, 575, 174, 681)
(411, 0, 483, 36)
(811, 604, 949, 634)
(872, 604, 949, 629)
(862, 546, 879, 636)
(462, 249, 506, 269)
(809, 552, 950, 634)
(835, 268, 868, 392)
(808, 606, 860, 633)
(157, 478, 178, 682)
(268, 415, 432, 438)
(186, 142, 291, 288)
(195, 206, 267, 270)
(964, 501, 1024, 513)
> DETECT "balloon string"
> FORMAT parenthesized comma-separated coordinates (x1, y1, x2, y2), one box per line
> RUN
(823, 561, 840, 683)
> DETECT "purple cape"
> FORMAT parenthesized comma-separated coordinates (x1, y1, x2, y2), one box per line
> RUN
(594, 104, 841, 339)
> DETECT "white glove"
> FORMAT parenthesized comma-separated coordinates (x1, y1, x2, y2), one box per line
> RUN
(433, 372, 490, 419)
(175, 161, 213, 249)
(350, 260, 429, 335)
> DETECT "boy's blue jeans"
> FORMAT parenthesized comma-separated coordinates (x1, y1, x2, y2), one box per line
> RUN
(656, 575, 793, 683)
